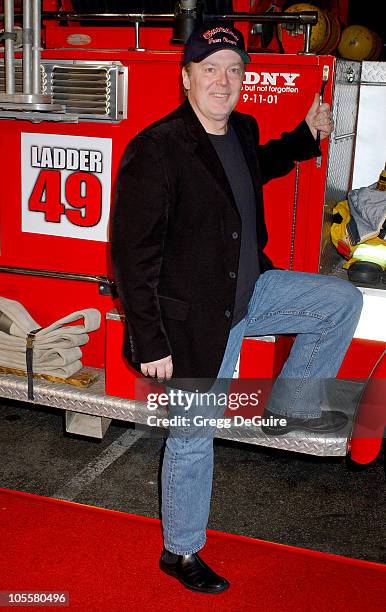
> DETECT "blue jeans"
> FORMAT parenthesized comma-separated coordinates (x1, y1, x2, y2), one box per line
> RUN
(161, 270, 363, 554)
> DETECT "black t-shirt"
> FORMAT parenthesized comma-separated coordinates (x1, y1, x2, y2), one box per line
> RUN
(209, 125, 260, 327)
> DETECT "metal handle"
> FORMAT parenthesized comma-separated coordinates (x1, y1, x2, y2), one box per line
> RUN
(4, 0, 15, 94)
(23, 0, 32, 94)
(31, 0, 41, 95)
(0, 264, 113, 289)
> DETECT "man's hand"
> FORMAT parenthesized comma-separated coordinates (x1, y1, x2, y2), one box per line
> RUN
(305, 92, 334, 141)
(141, 355, 173, 381)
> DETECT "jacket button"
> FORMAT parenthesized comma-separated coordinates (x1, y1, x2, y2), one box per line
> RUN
(225, 310, 231, 318)
(232, 232, 238, 239)
(229, 271, 236, 279)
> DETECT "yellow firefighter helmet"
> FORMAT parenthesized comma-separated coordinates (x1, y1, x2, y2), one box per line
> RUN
(283, 3, 328, 52)
(338, 25, 376, 61)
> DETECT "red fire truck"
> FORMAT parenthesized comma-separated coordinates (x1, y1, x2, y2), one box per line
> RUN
(0, 1, 385, 465)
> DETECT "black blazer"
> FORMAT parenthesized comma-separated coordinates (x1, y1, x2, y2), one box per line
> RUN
(111, 99, 320, 387)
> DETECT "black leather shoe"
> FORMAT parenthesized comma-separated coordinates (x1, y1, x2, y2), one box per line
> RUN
(261, 409, 348, 436)
(159, 549, 230, 594)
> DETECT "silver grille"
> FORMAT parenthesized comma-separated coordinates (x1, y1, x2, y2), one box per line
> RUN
(0, 59, 127, 122)
(51, 66, 111, 115)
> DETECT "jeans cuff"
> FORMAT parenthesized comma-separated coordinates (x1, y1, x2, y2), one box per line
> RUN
(164, 539, 206, 556)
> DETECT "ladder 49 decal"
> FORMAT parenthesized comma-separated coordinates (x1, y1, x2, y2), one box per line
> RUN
(29, 170, 102, 227)
(21, 133, 112, 242)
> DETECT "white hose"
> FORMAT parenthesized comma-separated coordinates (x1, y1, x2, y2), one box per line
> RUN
(0, 296, 101, 377)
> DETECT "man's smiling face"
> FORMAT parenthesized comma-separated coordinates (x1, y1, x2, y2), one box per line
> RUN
(182, 49, 245, 134)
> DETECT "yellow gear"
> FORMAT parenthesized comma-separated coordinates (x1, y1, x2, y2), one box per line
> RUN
(283, 3, 328, 52)
(338, 25, 376, 61)
(344, 241, 386, 270)
(330, 200, 352, 253)
(331, 199, 386, 272)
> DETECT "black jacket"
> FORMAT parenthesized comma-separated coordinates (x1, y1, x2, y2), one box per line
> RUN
(111, 99, 320, 386)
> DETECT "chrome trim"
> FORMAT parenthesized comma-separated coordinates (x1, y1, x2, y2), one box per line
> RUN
(318, 59, 361, 276)
(106, 309, 122, 321)
(22, 0, 32, 94)
(0, 366, 356, 456)
(360, 82, 386, 87)
(4, 0, 15, 94)
(38, 11, 318, 26)
(32, 0, 41, 95)
(303, 23, 312, 54)
(0, 59, 128, 122)
(289, 162, 300, 270)
(333, 132, 356, 141)
(0, 265, 112, 285)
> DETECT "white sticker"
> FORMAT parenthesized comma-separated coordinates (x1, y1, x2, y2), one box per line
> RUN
(21, 133, 112, 242)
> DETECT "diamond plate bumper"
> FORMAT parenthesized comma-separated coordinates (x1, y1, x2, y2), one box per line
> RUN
(0, 368, 357, 457)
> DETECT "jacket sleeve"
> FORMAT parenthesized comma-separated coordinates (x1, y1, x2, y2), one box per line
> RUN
(111, 134, 172, 364)
(255, 118, 322, 185)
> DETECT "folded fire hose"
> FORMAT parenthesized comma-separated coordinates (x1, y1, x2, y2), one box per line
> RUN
(0, 297, 101, 400)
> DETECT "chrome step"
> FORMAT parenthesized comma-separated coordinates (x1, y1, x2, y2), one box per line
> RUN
(0, 368, 361, 456)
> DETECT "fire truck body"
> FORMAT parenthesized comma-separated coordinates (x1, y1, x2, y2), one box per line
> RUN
(0, 2, 385, 463)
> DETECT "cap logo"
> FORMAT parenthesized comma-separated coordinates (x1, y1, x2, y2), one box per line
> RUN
(223, 37, 237, 45)
(183, 22, 251, 66)
(203, 27, 239, 42)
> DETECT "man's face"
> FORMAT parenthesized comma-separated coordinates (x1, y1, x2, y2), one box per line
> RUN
(182, 49, 245, 133)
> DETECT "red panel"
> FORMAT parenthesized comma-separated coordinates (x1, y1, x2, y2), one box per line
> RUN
(45, 26, 183, 52)
(239, 338, 276, 378)
(239, 336, 386, 382)
(42, 0, 58, 10)
(125, 58, 184, 129)
(0, 120, 118, 277)
(350, 350, 386, 465)
(0, 51, 332, 278)
(0, 272, 114, 368)
(337, 338, 386, 379)
(339, 340, 386, 464)
(0, 53, 184, 278)
(273, 335, 295, 375)
(239, 336, 294, 378)
(105, 315, 139, 398)
(238, 54, 334, 271)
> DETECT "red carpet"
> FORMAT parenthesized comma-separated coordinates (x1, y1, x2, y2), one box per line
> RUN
(0, 488, 385, 612)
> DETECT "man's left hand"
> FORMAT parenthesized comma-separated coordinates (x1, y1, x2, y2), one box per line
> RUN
(305, 92, 334, 141)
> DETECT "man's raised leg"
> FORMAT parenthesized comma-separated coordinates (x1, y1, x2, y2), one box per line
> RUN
(243, 270, 363, 433)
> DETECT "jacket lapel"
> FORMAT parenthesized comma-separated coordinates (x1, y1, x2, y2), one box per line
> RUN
(178, 100, 260, 213)
(179, 100, 239, 213)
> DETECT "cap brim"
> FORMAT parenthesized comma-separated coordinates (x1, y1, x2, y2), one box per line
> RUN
(185, 46, 251, 65)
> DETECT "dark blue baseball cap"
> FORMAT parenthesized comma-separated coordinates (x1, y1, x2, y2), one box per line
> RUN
(183, 22, 251, 66)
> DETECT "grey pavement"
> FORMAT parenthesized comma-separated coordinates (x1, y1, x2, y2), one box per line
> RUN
(1, 399, 385, 564)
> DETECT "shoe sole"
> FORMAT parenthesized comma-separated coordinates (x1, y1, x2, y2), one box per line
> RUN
(159, 562, 230, 594)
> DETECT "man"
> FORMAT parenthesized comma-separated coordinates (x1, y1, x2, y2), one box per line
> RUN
(111, 22, 363, 594)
